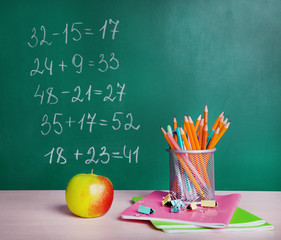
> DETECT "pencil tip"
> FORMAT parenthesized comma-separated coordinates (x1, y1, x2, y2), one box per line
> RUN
(160, 127, 167, 134)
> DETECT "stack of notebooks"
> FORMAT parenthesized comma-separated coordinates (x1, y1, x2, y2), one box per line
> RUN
(121, 191, 273, 233)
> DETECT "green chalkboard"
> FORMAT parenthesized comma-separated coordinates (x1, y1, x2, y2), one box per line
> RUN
(1, 0, 281, 191)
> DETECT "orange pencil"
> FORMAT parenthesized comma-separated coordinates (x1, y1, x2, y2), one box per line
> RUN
(218, 115, 225, 130)
(204, 104, 208, 127)
(201, 124, 208, 150)
(180, 127, 191, 151)
(209, 112, 224, 134)
(195, 114, 201, 132)
(198, 119, 204, 148)
(224, 116, 229, 123)
(188, 115, 201, 150)
(213, 122, 230, 147)
(185, 117, 204, 178)
(219, 117, 228, 130)
(184, 115, 196, 150)
(207, 127, 220, 149)
(173, 116, 178, 143)
(161, 127, 173, 148)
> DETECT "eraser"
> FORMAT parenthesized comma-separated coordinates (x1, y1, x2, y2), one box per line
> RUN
(201, 200, 218, 207)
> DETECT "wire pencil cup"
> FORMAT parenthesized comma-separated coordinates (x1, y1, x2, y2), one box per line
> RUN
(168, 148, 216, 202)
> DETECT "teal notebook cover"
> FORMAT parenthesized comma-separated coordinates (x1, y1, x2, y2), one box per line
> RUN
(132, 196, 273, 233)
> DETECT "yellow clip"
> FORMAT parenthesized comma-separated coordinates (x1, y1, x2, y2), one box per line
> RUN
(162, 194, 172, 207)
(185, 202, 197, 211)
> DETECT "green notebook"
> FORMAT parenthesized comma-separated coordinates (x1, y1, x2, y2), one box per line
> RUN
(132, 197, 273, 233)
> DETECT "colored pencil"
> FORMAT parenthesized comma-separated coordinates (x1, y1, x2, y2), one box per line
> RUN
(202, 124, 208, 150)
(207, 127, 220, 149)
(213, 122, 230, 147)
(195, 114, 201, 132)
(180, 127, 191, 151)
(176, 127, 184, 150)
(218, 115, 225, 130)
(167, 125, 173, 135)
(173, 116, 178, 143)
(188, 116, 201, 150)
(219, 117, 228, 131)
(198, 119, 204, 149)
(204, 104, 208, 127)
(184, 115, 196, 150)
(209, 112, 224, 135)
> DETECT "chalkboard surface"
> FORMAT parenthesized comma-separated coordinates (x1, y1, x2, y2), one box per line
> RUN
(1, 0, 281, 190)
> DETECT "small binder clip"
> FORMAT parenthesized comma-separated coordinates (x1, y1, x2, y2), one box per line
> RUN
(171, 205, 180, 213)
(138, 205, 155, 214)
(201, 200, 218, 208)
(171, 199, 184, 207)
(185, 202, 197, 211)
(170, 199, 184, 213)
(162, 194, 172, 207)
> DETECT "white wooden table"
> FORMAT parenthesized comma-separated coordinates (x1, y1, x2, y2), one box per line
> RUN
(0, 190, 280, 240)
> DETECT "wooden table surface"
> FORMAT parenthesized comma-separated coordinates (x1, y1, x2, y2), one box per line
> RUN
(0, 190, 280, 240)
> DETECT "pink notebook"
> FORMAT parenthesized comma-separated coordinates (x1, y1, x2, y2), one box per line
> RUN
(121, 191, 241, 229)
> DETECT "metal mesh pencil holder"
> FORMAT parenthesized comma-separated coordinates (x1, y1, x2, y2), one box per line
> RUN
(167, 148, 216, 203)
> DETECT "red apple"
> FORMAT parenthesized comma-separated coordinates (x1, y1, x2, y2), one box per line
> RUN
(65, 169, 114, 218)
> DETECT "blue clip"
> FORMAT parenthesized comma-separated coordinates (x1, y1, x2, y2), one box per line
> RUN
(171, 199, 184, 207)
(171, 206, 180, 213)
(138, 205, 155, 214)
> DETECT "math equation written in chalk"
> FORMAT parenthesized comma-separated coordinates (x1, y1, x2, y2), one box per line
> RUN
(27, 19, 141, 165)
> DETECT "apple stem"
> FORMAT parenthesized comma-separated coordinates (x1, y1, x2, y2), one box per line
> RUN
(91, 169, 94, 174)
